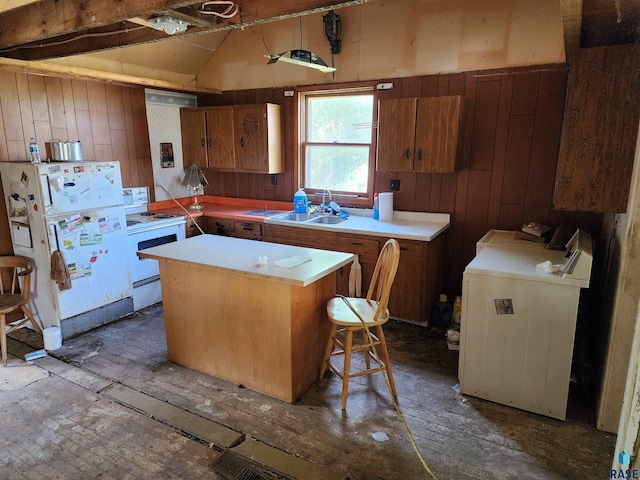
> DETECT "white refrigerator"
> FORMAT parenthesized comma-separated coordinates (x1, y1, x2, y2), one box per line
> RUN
(0, 161, 133, 338)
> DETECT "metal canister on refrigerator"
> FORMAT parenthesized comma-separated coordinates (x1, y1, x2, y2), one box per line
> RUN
(68, 141, 83, 161)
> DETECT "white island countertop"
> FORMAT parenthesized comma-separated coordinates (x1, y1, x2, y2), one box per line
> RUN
(264, 210, 450, 241)
(138, 234, 354, 287)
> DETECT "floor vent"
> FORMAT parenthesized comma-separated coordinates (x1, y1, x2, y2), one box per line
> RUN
(210, 451, 295, 480)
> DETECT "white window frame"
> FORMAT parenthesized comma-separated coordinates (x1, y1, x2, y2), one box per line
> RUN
(298, 85, 378, 207)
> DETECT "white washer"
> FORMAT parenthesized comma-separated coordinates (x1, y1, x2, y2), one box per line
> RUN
(458, 230, 592, 420)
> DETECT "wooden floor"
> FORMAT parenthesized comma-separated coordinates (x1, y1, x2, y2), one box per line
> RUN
(29, 306, 615, 479)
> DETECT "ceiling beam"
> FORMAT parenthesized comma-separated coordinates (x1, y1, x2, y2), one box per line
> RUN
(0, 57, 221, 94)
(0, 0, 370, 58)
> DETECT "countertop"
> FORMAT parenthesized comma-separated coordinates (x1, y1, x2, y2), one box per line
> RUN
(138, 234, 354, 287)
(465, 245, 589, 288)
(148, 195, 450, 242)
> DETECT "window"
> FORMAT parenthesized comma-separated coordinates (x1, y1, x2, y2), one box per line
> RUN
(299, 87, 376, 204)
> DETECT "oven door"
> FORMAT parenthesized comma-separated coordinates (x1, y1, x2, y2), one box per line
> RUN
(127, 223, 186, 284)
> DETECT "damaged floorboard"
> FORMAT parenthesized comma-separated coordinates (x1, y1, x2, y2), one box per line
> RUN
(10, 305, 615, 479)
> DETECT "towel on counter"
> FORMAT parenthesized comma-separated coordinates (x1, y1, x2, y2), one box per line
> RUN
(348, 256, 362, 297)
(50, 250, 71, 290)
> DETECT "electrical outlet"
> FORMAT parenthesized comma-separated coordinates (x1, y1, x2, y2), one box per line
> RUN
(271, 174, 278, 185)
(390, 179, 400, 191)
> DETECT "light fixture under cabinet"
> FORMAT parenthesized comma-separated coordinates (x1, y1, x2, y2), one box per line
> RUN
(149, 16, 189, 35)
(265, 49, 336, 73)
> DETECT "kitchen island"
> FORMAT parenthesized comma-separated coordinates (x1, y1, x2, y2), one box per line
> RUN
(138, 234, 354, 402)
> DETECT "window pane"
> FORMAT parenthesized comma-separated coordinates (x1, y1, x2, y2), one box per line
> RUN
(305, 146, 369, 193)
(308, 95, 373, 144)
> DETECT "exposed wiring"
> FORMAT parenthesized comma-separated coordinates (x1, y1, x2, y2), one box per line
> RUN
(337, 295, 439, 480)
(200, 1, 238, 18)
(155, 182, 206, 235)
(0, 25, 148, 54)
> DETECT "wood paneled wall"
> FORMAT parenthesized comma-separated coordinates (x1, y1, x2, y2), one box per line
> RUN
(0, 71, 153, 187)
(0, 69, 154, 255)
(198, 64, 603, 293)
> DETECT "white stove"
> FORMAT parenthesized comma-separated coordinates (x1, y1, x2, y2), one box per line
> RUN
(126, 210, 186, 233)
(123, 187, 186, 311)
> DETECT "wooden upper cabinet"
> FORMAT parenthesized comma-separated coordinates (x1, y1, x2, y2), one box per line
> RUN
(554, 44, 640, 213)
(180, 103, 283, 174)
(234, 103, 283, 174)
(415, 96, 465, 173)
(180, 109, 207, 169)
(377, 98, 417, 172)
(206, 106, 235, 171)
(377, 96, 464, 173)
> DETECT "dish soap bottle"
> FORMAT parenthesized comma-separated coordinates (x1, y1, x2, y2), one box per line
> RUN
(293, 188, 308, 213)
(373, 193, 379, 220)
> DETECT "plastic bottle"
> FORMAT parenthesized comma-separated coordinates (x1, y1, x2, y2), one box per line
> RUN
(293, 188, 308, 213)
(431, 293, 452, 328)
(29, 137, 41, 163)
(452, 295, 462, 327)
(373, 193, 379, 220)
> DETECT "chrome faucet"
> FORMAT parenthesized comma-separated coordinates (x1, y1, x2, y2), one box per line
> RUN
(321, 189, 332, 211)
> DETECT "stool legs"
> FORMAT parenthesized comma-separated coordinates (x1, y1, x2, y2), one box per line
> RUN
(319, 323, 337, 381)
(341, 329, 353, 410)
(320, 322, 397, 409)
(1, 314, 7, 367)
(375, 325, 397, 399)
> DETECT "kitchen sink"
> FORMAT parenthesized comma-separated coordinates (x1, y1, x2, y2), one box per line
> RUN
(269, 211, 348, 225)
(271, 212, 316, 222)
(307, 215, 348, 224)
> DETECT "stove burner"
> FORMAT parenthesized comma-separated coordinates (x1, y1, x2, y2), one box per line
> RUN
(140, 212, 155, 216)
(127, 220, 141, 227)
(155, 214, 175, 219)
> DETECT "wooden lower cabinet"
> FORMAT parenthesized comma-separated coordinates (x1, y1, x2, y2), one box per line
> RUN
(263, 224, 445, 325)
(185, 217, 204, 237)
(263, 224, 337, 250)
(335, 235, 379, 297)
(205, 217, 263, 240)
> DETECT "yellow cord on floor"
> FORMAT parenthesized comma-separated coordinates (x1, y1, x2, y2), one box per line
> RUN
(338, 296, 438, 480)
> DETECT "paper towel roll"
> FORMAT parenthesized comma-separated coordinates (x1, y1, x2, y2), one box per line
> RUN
(379, 192, 394, 221)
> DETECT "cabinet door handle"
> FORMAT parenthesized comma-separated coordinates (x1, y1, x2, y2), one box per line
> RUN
(242, 225, 253, 231)
(240, 137, 245, 148)
(201, 138, 205, 147)
(400, 247, 409, 251)
(418, 149, 422, 160)
(208, 138, 213, 148)
(405, 148, 410, 159)
(351, 242, 363, 246)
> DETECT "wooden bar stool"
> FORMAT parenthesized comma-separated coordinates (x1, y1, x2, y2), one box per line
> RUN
(319, 239, 400, 409)
(0, 256, 43, 366)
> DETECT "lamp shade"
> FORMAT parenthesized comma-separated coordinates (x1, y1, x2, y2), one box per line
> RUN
(182, 165, 208, 189)
(265, 50, 336, 73)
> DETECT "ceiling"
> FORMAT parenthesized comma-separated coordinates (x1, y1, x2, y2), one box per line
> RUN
(0, 0, 636, 90)
(0, 0, 370, 61)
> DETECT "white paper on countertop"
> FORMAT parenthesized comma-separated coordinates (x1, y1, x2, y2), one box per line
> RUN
(274, 255, 312, 268)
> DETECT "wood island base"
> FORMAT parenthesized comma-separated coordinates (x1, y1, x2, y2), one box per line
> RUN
(158, 259, 335, 402)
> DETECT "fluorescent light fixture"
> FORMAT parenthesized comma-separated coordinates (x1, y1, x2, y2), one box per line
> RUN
(149, 16, 189, 35)
(265, 49, 336, 73)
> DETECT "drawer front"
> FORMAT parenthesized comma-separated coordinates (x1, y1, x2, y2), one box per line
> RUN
(396, 239, 425, 259)
(233, 221, 262, 240)
(185, 218, 204, 237)
(205, 217, 234, 235)
(336, 236, 379, 264)
(263, 224, 336, 250)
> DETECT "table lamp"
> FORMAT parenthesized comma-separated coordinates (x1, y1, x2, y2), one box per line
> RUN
(182, 165, 208, 210)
